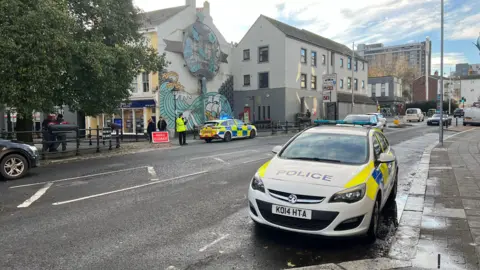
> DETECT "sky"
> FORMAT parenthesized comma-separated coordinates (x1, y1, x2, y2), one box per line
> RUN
(133, 0, 480, 75)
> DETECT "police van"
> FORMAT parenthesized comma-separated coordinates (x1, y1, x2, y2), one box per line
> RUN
(247, 120, 398, 242)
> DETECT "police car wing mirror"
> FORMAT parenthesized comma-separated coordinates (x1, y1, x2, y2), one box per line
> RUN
(377, 153, 395, 163)
(272, 145, 282, 154)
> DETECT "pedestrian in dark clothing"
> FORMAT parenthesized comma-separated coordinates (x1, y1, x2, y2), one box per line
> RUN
(157, 116, 167, 131)
(147, 118, 155, 142)
(41, 115, 56, 152)
(53, 114, 68, 151)
(306, 109, 311, 118)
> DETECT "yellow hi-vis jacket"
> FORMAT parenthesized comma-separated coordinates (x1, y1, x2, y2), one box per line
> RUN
(176, 117, 186, 132)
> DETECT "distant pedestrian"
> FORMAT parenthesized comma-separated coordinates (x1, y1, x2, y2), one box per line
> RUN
(176, 113, 187, 145)
(54, 114, 68, 151)
(147, 118, 155, 142)
(306, 109, 311, 118)
(157, 116, 167, 131)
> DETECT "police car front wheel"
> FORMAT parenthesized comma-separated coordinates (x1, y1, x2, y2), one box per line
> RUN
(366, 197, 380, 243)
(223, 132, 232, 142)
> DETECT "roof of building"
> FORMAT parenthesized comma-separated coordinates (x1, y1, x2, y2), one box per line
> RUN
(413, 74, 449, 82)
(261, 15, 365, 61)
(140, 5, 188, 29)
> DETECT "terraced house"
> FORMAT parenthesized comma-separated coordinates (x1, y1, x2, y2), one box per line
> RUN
(85, 0, 235, 135)
(232, 15, 375, 122)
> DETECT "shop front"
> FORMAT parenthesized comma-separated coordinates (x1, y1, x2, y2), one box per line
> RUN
(86, 100, 156, 135)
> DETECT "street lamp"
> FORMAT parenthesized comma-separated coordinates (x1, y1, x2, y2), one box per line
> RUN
(439, 0, 444, 145)
(172, 87, 179, 137)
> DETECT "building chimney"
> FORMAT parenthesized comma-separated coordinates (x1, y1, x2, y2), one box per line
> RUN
(203, 1, 210, 15)
(186, 0, 196, 8)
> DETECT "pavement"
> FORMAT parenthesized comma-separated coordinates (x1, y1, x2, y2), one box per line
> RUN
(0, 121, 469, 270)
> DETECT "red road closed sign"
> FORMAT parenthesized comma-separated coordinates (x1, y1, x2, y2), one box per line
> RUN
(152, 131, 169, 143)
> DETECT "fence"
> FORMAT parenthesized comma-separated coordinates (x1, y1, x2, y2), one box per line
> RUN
(0, 127, 136, 160)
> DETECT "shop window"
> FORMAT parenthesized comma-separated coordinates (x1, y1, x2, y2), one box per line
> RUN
(123, 109, 134, 133)
(134, 109, 144, 133)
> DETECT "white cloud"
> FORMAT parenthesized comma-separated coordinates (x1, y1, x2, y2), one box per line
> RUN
(431, 52, 469, 74)
(133, 0, 480, 44)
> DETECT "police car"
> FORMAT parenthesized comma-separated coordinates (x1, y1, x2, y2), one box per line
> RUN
(247, 120, 398, 242)
(199, 118, 257, 143)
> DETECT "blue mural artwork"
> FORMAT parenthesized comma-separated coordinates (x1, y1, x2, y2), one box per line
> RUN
(158, 12, 234, 131)
(159, 72, 233, 131)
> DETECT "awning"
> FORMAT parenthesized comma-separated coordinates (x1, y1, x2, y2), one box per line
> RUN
(120, 100, 156, 108)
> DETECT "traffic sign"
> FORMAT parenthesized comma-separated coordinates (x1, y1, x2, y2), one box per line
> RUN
(152, 131, 169, 143)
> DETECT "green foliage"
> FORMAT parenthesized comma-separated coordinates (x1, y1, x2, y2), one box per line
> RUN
(406, 101, 458, 112)
(0, 0, 168, 118)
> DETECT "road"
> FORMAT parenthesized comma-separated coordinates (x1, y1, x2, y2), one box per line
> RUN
(0, 122, 455, 270)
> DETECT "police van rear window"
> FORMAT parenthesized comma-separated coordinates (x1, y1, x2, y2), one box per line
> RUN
(406, 109, 416, 114)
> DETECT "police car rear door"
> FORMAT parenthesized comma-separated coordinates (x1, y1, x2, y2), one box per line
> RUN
(375, 132, 394, 196)
(372, 132, 388, 206)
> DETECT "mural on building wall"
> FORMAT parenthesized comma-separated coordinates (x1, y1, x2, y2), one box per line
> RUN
(159, 12, 233, 130)
(159, 71, 233, 130)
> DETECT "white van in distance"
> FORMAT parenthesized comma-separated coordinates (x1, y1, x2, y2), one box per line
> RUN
(405, 108, 424, 122)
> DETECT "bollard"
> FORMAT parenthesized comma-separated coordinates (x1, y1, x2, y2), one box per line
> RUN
(76, 128, 80, 156)
(96, 125, 100, 153)
(116, 129, 120, 148)
(89, 128, 92, 145)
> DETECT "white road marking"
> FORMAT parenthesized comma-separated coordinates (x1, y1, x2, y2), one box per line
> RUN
(147, 166, 157, 178)
(190, 150, 257, 160)
(214, 157, 227, 163)
(9, 166, 148, 189)
(17, 182, 53, 208)
(199, 234, 229, 252)
(52, 171, 209, 206)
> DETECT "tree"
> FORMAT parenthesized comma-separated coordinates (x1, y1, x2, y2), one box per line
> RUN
(0, 0, 168, 142)
(367, 56, 418, 102)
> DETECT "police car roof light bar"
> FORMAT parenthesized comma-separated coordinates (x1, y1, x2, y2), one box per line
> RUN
(314, 119, 374, 126)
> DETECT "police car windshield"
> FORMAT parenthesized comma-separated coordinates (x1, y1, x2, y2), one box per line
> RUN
(279, 132, 368, 165)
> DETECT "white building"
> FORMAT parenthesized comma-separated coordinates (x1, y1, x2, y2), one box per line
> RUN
(232, 15, 374, 122)
(86, 0, 235, 134)
(460, 75, 480, 107)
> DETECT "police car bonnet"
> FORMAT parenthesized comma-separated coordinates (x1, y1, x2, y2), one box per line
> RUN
(263, 159, 366, 188)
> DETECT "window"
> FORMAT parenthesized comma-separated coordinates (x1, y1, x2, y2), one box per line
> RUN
(311, 51, 317, 66)
(267, 106, 271, 119)
(131, 75, 138, 93)
(362, 62, 365, 70)
(301, 48, 307, 63)
(322, 54, 326, 65)
(259, 46, 269, 62)
(311, 75, 317, 90)
(262, 106, 266, 120)
(354, 79, 358, 91)
(347, 77, 351, 89)
(300, 73, 307, 88)
(362, 80, 365, 89)
(340, 79, 344, 89)
(257, 106, 261, 121)
(243, 49, 250, 60)
(373, 136, 382, 159)
(235, 119, 244, 126)
(354, 60, 358, 71)
(142, 72, 149, 92)
(376, 132, 389, 151)
(227, 119, 235, 126)
(243, 75, 250, 86)
(347, 58, 351, 70)
(278, 133, 369, 165)
(372, 84, 376, 96)
(381, 83, 386, 95)
(222, 120, 230, 127)
(331, 52, 334, 66)
(340, 58, 344, 68)
(259, 72, 269, 88)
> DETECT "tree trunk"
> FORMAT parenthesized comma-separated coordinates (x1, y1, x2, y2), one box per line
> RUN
(15, 111, 33, 143)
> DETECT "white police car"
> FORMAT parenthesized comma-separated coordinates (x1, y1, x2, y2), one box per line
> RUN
(248, 120, 398, 242)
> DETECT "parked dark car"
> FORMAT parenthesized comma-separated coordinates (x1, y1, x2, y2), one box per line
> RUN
(427, 114, 452, 126)
(453, 108, 464, 118)
(0, 139, 40, 180)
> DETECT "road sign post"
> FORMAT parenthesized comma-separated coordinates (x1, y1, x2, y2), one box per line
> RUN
(322, 74, 337, 103)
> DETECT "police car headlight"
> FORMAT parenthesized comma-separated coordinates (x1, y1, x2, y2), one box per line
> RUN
(251, 173, 265, 193)
(329, 183, 366, 203)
